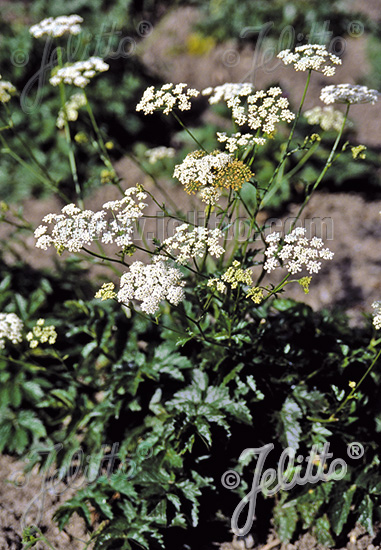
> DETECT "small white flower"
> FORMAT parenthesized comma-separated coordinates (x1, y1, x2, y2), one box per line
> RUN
(30, 15, 83, 38)
(217, 132, 266, 153)
(205, 86, 294, 133)
(278, 44, 341, 76)
(372, 301, 381, 330)
(174, 151, 232, 193)
(264, 228, 334, 275)
(199, 187, 222, 205)
(136, 83, 199, 115)
(35, 186, 147, 252)
(320, 84, 379, 105)
(56, 92, 87, 128)
(145, 146, 176, 164)
(163, 224, 225, 264)
(117, 257, 185, 314)
(304, 106, 347, 131)
(0, 76, 16, 103)
(202, 82, 255, 104)
(49, 57, 109, 88)
(0, 313, 23, 348)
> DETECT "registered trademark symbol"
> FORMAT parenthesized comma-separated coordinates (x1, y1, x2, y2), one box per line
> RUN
(347, 442, 364, 459)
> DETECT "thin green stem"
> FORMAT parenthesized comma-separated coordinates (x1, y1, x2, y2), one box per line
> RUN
(0, 133, 66, 198)
(56, 47, 82, 207)
(329, 348, 381, 421)
(81, 246, 129, 267)
(1, 106, 65, 197)
(171, 111, 208, 152)
(260, 70, 312, 209)
(290, 103, 350, 231)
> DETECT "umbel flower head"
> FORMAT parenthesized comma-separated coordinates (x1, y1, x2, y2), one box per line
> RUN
(173, 150, 253, 194)
(30, 15, 83, 38)
(277, 44, 341, 76)
(202, 82, 255, 104)
(204, 86, 294, 135)
(0, 313, 23, 349)
(56, 92, 87, 128)
(26, 319, 57, 349)
(0, 76, 16, 104)
(136, 83, 199, 115)
(49, 57, 109, 88)
(34, 186, 147, 252)
(145, 146, 176, 164)
(264, 227, 334, 275)
(304, 106, 347, 132)
(320, 84, 379, 105)
(117, 257, 185, 315)
(217, 132, 266, 153)
(163, 224, 225, 264)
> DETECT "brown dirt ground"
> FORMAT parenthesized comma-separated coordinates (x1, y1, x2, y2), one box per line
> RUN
(0, 454, 92, 550)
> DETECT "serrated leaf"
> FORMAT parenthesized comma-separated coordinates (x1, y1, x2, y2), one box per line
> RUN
(313, 514, 334, 546)
(274, 500, 298, 541)
(297, 486, 325, 528)
(279, 397, 302, 450)
(357, 495, 374, 536)
(23, 381, 45, 402)
(329, 484, 356, 536)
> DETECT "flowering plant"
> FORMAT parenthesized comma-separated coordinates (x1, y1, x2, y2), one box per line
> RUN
(1, 14, 381, 550)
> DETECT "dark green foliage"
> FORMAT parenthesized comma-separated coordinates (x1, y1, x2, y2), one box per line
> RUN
(2, 251, 379, 547)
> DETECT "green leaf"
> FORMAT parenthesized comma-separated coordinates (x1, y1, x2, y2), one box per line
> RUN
(329, 484, 356, 536)
(23, 381, 45, 403)
(313, 514, 334, 546)
(274, 499, 298, 542)
(279, 397, 302, 450)
(297, 486, 325, 528)
(357, 495, 374, 536)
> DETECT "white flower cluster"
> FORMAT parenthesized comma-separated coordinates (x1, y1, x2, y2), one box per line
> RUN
(26, 319, 57, 349)
(117, 257, 185, 315)
(56, 92, 87, 129)
(199, 187, 222, 206)
(0, 313, 23, 349)
(320, 84, 379, 105)
(264, 227, 334, 275)
(304, 106, 346, 132)
(372, 301, 381, 330)
(0, 76, 16, 104)
(136, 83, 199, 115)
(30, 15, 83, 38)
(35, 186, 147, 252)
(238, 87, 295, 133)
(277, 44, 341, 76)
(145, 146, 176, 164)
(202, 82, 254, 104)
(49, 57, 109, 88)
(217, 132, 266, 153)
(163, 223, 225, 264)
(174, 151, 232, 190)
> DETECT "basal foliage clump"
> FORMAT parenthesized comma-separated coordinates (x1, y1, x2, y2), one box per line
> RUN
(1, 12, 381, 550)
